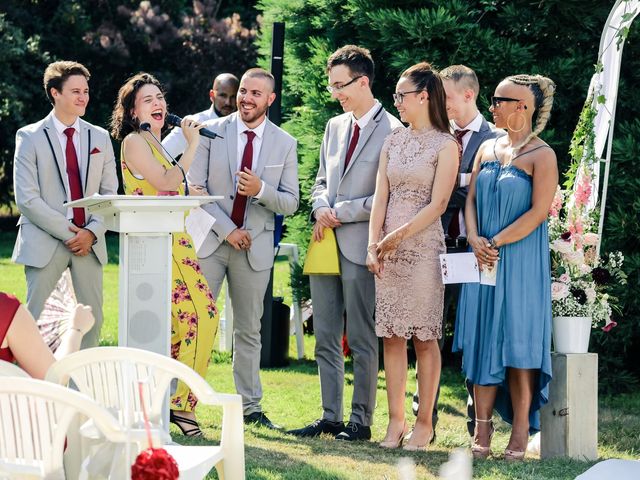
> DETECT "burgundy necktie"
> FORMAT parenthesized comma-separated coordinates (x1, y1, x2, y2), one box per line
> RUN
(343, 123, 361, 172)
(448, 129, 469, 239)
(230, 130, 256, 228)
(63, 127, 85, 227)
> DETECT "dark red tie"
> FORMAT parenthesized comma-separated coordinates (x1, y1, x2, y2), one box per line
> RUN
(230, 130, 256, 228)
(63, 127, 85, 227)
(447, 129, 469, 239)
(343, 123, 361, 172)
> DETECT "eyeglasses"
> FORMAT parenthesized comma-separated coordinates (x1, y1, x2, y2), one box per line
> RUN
(326, 76, 363, 93)
(393, 90, 425, 104)
(491, 96, 522, 108)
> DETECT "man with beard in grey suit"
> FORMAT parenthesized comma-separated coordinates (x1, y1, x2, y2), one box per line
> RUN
(412, 65, 505, 437)
(287, 45, 402, 441)
(12, 61, 118, 348)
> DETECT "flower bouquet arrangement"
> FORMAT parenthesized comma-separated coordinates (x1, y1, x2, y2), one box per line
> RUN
(548, 174, 627, 331)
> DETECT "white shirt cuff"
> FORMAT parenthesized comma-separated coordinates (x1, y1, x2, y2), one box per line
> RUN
(254, 180, 266, 199)
(460, 173, 471, 188)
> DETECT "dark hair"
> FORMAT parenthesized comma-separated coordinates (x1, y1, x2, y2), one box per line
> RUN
(241, 68, 275, 92)
(327, 45, 375, 85)
(43, 61, 91, 105)
(400, 62, 450, 133)
(110, 72, 165, 141)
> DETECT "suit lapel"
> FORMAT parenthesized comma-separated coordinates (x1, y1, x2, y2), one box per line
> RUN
(225, 115, 238, 183)
(254, 120, 274, 177)
(79, 121, 90, 193)
(461, 118, 490, 173)
(338, 116, 352, 178)
(42, 113, 69, 197)
(342, 105, 384, 179)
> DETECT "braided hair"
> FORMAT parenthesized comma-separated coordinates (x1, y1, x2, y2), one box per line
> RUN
(506, 74, 556, 147)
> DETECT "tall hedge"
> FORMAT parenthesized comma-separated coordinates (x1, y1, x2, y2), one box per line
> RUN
(0, 0, 257, 207)
(256, 0, 640, 391)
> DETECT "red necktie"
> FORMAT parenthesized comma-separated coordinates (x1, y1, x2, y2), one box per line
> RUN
(230, 130, 256, 228)
(63, 127, 85, 227)
(447, 129, 469, 239)
(343, 123, 361, 172)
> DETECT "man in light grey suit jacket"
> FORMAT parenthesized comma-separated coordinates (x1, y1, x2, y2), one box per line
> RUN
(188, 68, 299, 430)
(12, 61, 118, 348)
(287, 46, 402, 441)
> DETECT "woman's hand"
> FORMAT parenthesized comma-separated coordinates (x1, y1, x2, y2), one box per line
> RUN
(70, 304, 95, 335)
(366, 244, 383, 279)
(376, 229, 406, 261)
(181, 117, 205, 146)
(468, 234, 499, 269)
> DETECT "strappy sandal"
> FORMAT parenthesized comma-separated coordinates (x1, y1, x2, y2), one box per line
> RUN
(504, 448, 526, 461)
(471, 418, 494, 459)
(170, 410, 203, 437)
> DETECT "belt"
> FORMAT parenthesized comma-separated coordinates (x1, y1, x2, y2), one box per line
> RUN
(445, 236, 468, 249)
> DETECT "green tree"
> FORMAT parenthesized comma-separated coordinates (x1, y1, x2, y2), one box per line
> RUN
(256, 0, 640, 390)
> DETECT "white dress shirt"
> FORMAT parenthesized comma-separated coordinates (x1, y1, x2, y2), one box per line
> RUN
(162, 105, 219, 158)
(236, 115, 267, 199)
(451, 112, 483, 238)
(51, 113, 81, 219)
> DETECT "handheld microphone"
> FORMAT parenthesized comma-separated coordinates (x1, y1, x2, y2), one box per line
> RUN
(166, 114, 224, 140)
(139, 122, 189, 196)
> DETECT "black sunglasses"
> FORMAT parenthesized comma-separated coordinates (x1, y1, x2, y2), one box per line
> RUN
(491, 96, 527, 109)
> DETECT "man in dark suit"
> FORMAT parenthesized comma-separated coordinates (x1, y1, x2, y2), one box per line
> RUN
(413, 65, 504, 436)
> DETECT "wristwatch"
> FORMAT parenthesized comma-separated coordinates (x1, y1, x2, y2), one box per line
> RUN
(488, 237, 498, 249)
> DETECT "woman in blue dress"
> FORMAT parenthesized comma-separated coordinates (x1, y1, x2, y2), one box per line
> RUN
(454, 74, 557, 460)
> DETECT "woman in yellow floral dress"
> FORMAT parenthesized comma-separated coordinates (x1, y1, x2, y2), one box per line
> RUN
(110, 72, 218, 436)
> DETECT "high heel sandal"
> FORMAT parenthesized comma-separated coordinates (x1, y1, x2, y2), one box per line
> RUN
(504, 448, 526, 461)
(471, 418, 494, 459)
(402, 428, 435, 452)
(170, 410, 203, 437)
(379, 422, 409, 449)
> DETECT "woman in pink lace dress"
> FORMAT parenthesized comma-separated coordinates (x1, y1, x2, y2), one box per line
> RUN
(367, 62, 458, 450)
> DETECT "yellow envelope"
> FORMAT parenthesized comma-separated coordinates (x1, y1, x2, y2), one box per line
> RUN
(303, 227, 340, 275)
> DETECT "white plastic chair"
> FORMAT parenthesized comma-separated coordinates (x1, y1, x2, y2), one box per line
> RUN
(45, 346, 245, 480)
(0, 360, 29, 377)
(0, 377, 126, 480)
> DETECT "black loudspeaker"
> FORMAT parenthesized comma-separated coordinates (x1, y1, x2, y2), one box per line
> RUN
(268, 22, 285, 126)
(260, 293, 291, 368)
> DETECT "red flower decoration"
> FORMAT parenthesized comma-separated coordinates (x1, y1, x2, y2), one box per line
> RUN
(131, 448, 179, 480)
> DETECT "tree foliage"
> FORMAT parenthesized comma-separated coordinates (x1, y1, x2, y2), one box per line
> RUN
(256, 0, 640, 390)
(0, 0, 257, 206)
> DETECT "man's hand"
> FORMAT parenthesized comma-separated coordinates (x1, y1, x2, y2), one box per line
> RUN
(189, 184, 207, 196)
(236, 168, 262, 197)
(313, 222, 328, 242)
(65, 225, 95, 256)
(226, 228, 252, 251)
(314, 206, 341, 229)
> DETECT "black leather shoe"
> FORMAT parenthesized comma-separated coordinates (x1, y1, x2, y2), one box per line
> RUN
(244, 412, 282, 430)
(335, 422, 371, 441)
(286, 418, 344, 438)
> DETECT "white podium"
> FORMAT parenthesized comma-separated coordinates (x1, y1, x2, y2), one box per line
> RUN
(67, 194, 222, 357)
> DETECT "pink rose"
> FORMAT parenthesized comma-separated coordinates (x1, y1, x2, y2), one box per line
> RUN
(558, 273, 570, 283)
(551, 282, 570, 300)
(583, 232, 599, 246)
(551, 239, 573, 254)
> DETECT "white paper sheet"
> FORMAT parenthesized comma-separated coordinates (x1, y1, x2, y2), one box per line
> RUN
(439, 252, 480, 284)
(185, 207, 215, 252)
(480, 262, 498, 286)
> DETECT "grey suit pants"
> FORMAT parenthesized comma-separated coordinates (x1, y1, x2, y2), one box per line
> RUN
(25, 242, 104, 349)
(199, 243, 271, 416)
(310, 251, 378, 426)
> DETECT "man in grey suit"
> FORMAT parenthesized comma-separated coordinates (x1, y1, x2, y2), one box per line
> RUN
(162, 73, 239, 158)
(412, 65, 505, 436)
(287, 46, 402, 441)
(188, 68, 299, 430)
(12, 60, 118, 348)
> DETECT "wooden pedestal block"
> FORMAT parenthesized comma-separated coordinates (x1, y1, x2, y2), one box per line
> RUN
(541, 353, 598, 460)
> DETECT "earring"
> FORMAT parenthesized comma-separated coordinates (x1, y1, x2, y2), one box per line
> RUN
(420, 100, 424, 104)
(506, 112, 527, 132)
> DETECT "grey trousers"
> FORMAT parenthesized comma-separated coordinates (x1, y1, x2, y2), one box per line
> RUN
(25, 242, 104, 349)
(309, 251, 378, 426)
(199, 243, 271, 415)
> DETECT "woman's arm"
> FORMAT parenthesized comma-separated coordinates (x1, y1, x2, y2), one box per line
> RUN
(366, 148, 391, 278)
(376, 139, 459, 260)
(491, 148, 558, 247)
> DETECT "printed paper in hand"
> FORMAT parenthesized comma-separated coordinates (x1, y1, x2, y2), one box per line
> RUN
(480, 262, 498, 286)
(439, 252, 480, 284)
(185, 207, 215, 252)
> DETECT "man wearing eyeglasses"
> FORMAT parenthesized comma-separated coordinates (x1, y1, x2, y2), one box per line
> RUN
(411, 65, 505, 437)
(287, 45, 402, 442)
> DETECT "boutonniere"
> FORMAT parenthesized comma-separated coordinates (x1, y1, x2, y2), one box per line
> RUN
(90, 147, 101, 154)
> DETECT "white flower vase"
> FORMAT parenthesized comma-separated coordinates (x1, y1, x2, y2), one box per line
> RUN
(552, 316, 592, 353)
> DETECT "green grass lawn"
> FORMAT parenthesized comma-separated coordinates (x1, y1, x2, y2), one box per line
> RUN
(1, 230, 638, 479)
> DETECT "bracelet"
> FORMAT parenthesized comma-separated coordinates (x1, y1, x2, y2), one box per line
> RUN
(367, 244, 377, 252)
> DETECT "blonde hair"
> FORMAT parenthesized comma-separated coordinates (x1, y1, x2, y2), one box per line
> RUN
(506, 74, 556, 146)
(440, 65, 479, 97)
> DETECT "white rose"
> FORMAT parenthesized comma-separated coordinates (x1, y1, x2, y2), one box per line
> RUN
(583, 232, 599, 246)
(551, 239, 573, 254)
(564, 250, 585, 266)
(551, 282, 570, 301)
(580, 263, 592, 274)
(585, 287, 597, 304)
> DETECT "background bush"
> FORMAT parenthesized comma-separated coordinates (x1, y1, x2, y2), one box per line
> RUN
(256, 0, 640, 392)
